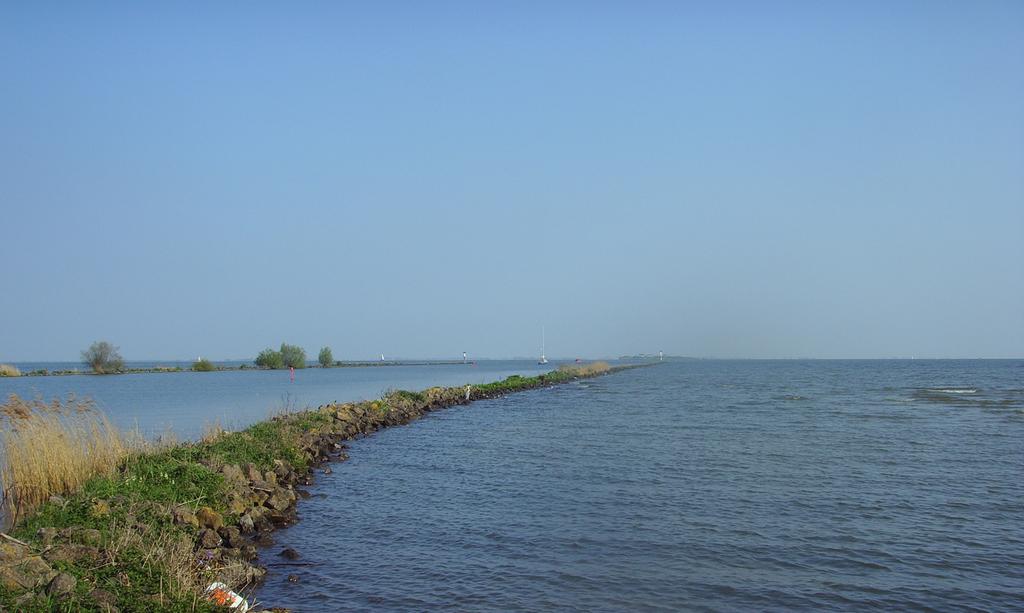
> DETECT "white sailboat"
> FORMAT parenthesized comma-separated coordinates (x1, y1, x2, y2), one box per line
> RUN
(538, 327, 548, 365)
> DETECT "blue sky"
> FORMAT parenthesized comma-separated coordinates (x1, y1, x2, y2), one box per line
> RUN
(1, 1, 1021, 360)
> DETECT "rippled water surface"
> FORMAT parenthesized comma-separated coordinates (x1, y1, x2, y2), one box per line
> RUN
(256, 360, 1024, 611)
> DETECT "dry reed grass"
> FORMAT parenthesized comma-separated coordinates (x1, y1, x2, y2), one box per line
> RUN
(0, 394, 136, 523)
(107, 501, 262, 604)
(0, 364, 20, 377)
(559, 361, 612, 376)
(200, 417, 229, 443)
(104, 507, 198, 599)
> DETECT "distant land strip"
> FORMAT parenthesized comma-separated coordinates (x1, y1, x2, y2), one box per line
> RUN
(4, 360, 492, 377)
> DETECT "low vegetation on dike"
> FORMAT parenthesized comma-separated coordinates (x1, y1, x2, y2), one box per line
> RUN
(192, 359, 216, 372)
(0, 363, 616, 611)
(0, 365, 20, 377)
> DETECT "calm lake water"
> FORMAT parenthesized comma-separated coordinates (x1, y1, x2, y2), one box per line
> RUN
(0, 361, 558, 440)
(254, 360, 1024, 611)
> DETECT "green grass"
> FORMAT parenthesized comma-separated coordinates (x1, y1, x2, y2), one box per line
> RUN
(3, 444, 229, 611)
(23, 450, 223, 524)
(387, 389, 426, 403)
(205, 420, 306, 470)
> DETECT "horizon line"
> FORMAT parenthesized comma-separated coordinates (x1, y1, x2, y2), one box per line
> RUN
(2, 356, 1022, 364)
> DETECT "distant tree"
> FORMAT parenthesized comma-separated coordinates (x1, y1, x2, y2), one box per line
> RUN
(255, 348, 284, 369)
(318, 346, 333, 368)
(82, 341, 124, 374)
(280, 343, 307, 369)
(192, 358, 216, 372)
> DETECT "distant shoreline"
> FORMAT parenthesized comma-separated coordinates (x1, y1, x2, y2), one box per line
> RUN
(1, 360, 483, 377)
(6, 356, 1004, 379)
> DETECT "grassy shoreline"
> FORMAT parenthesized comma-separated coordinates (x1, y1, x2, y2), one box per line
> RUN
(0, 362, 635, 611)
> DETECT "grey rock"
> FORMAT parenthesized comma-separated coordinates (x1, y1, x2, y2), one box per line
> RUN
(172, 505, 198, 528)
(36, 527, 58, 547)
(238, 513, 255, 534)
(221, 463, 247, 485)
(217, 526, 242, 548)
(46, 572, 77, 598)
(198, 528, 222, 549)
(243, 463, 262, 483)
(43, 544, 100, 564)
(90, 587, 119, 611)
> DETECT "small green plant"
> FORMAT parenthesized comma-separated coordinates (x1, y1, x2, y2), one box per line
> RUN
(192, 358, 215, 372)
(81, 340, 124, 374)
(318, 346, 333, 367)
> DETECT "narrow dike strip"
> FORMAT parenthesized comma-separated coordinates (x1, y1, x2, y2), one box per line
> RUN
(0, 363, 639, 611)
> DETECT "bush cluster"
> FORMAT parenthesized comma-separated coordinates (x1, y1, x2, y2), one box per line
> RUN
(192, 358, 216, 372)
(255, 343, 307, 369)
(81, 341, 124, 374)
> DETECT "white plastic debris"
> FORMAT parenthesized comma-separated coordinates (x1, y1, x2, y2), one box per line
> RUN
(205, 582, 249, 612)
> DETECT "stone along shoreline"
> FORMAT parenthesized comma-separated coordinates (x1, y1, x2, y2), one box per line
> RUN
(0, 362, 639, 611)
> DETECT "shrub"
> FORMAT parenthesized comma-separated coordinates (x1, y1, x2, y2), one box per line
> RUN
(280, 343, 306, 369)
(192, 358, 216, 372)
(318, 346, 333, 367)
(255, 348, 284, 369)
(255, 343, 307, 369)
(0, 364, 20, 377)
(82, 340, 124, 374)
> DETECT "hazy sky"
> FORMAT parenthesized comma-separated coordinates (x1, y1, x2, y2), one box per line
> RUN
(1, 2, 1022, 361)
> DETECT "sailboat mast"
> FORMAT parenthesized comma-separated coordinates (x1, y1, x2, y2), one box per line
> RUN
(539, 326, 547, 364)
